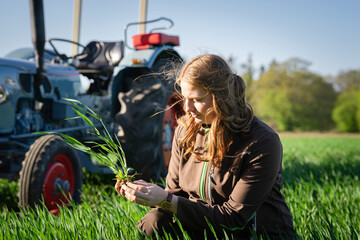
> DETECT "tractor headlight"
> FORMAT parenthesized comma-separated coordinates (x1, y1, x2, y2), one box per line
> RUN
(0, 84, 9, 104)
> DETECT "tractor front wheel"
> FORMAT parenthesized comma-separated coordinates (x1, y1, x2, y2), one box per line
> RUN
(18, 134, 82, 214)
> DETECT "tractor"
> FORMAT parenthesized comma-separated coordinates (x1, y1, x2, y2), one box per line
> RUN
(0, 0, 182, 213)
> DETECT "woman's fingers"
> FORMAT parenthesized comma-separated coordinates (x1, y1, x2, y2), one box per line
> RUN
(123, 184, 149, 199)
(133, 179, 149, 185)
(125, 182, 168, 206)
(120, 185, 126, 197)
(123, 184, 149, 205)
(118, 179, 168, 207)
(127, 180, 151, 190)
(114, 180, 122, 194)
(126, 182, 153, 197)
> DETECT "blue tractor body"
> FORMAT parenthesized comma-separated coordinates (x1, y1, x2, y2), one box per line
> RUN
(0, 0, 182, 212)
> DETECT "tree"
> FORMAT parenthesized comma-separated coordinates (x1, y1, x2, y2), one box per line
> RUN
(249, 58, 337, 131)
(329, 69, 360, 132)
(227, 53, 256, 99)
(357, 92, 360, 130)
(240, 54, 255, 89)
(332, 89, 360, 132)
(332, 70, 360, 93)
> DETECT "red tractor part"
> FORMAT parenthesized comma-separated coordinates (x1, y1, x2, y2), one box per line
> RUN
(42, 154, 76, 212)
(162, 93, 183, 168)
(18, 135, 82, 213)
(132, 33, 180, 50)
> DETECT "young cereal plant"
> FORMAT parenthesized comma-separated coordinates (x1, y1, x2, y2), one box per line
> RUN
(38, 98, 136, 186)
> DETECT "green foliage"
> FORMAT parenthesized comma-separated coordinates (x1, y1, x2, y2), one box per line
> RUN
(332, 70, 360, 93)
(281, 137, 360, 239)
(357, 93, 360, 130)
(330, 69, 360, 132)
(249, 58, 337, 131)
(0, 179, 19, 212)
(332, 89, 360, 132)
(1, 184, 149, 239)
(1, 136, 360, 239)
(38, 98, 135, 182)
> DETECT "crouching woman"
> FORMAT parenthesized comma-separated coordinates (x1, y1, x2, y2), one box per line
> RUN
(115, 54, 295, 239)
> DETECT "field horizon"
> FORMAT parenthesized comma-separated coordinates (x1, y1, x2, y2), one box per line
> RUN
(279, 131, 360, 138)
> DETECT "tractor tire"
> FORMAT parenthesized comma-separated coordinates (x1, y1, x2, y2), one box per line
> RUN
(115, 59, 181, 181)
(18, 134, 82, 213)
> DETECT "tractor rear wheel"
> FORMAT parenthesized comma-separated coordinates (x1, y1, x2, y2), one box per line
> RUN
(115, 59, 182, 181)
(18, 134, 82, 214)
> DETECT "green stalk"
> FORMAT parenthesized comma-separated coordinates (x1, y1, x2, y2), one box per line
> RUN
(37, 98, 135, 183)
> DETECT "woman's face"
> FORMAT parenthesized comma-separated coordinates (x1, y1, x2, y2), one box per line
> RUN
(181, 81, 216, 124)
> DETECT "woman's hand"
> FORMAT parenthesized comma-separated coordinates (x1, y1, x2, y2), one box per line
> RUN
(120, 180, 168, 207)
(114, 179, 126, 197)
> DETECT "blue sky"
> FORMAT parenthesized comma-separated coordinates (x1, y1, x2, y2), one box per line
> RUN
(1, 0, 359, 77)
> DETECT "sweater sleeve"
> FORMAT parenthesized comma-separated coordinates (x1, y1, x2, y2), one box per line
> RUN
(165, 125, 189, 198)
(176, 132, 283, 232)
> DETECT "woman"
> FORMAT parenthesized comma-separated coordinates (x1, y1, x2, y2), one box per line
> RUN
(115, 54, 295, 239)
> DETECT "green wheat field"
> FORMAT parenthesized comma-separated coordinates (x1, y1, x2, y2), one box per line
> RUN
(1, 136, 360, 239)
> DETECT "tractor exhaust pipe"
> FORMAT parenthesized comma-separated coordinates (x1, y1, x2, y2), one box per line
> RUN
(29, 0, 46, 87)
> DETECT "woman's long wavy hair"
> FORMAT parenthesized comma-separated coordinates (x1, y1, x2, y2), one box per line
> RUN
(175, 54, 254, 167)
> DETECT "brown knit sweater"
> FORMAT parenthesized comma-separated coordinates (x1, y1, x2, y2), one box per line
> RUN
(165, 117, 294, 238)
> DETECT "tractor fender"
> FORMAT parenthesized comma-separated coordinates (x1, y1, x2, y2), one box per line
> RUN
(111, 46, 181, 118)
(113, 45, 181, 74)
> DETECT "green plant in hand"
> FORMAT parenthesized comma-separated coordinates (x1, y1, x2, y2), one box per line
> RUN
(39, 98, 136, 185)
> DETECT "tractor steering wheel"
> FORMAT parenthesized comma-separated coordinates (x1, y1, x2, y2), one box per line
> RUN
(45, 38, 86, 63)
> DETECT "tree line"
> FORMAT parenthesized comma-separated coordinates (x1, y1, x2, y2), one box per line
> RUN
(234, 56, 360, 132)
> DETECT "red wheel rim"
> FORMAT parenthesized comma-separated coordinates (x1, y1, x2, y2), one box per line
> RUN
(162, 94, 184, 168)
(42, 154, 75, 211)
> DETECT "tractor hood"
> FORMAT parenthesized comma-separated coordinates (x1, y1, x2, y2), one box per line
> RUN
(0, 57, 37, 74)
(0, 57, 82, 101)
(0, 57, 81, 85)
(0, 56, 82, 134)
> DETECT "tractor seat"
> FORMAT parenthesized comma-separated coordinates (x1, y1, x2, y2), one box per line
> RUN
(73, 41, 124, 74)
(132, 33, 180, 50)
